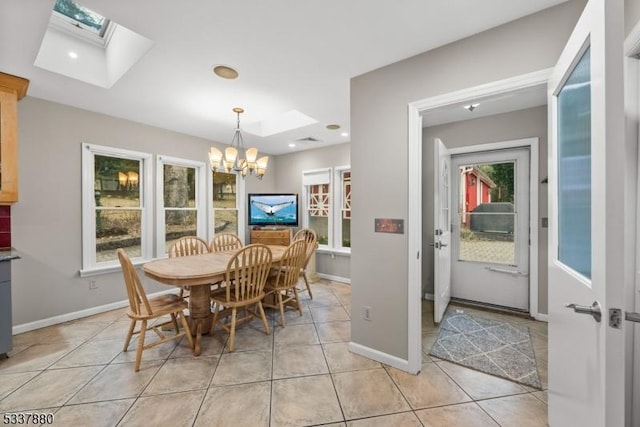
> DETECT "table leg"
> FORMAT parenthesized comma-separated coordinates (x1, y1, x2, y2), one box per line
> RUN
(187, 285, 212, 356)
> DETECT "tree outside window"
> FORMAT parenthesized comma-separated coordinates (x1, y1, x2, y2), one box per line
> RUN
(213, 172, 238, 235)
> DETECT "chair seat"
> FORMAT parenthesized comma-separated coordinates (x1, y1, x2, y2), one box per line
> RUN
(127, 294, 188, 320)
(211, 287, 265, 308)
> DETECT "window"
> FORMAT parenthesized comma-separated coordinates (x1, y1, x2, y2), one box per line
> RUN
(81, 143, 152, 274)
(156, 156, 207, 255)
(302, 166, 351, 253)
(53, 0, 109, 35)
(303, 169, 331, 247)
(211, 171, 245, 241)
(51, 0, 113, 46)
(336, 167, 351, 249)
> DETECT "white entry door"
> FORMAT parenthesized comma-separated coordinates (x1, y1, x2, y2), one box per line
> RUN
(450, 148, 530, 311)
(547, 0, 626, 425)
(434, 138, 451, 323)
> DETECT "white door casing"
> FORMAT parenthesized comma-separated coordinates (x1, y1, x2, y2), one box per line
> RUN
(434, 138, 452, 323)
(547, 0, 625, 425)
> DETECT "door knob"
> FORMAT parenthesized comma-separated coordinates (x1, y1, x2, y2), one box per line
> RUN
(564, 301, 602, 322)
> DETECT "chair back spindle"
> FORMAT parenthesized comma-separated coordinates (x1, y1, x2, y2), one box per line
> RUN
(211, 232, 243, 252)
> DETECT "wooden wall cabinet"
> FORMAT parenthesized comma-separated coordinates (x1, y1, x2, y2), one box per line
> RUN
(250, 228, 291, 246)
(0, 72, 29, 205)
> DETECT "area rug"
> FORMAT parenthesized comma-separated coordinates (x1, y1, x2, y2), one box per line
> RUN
(429, 309, 541, 389)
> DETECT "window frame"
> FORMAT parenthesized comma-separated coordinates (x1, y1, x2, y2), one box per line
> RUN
(302, 166, 352, 255)
(50, 5, 115, 47)
(208, 170, 246, 244)
(302, 168, 333, 250)
(80, 143, 153, 276)
(155, 155, 207, 257)
(334, 165, 351, 253)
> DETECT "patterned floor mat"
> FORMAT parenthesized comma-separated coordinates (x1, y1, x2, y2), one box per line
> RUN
(429, 309, 541, 389)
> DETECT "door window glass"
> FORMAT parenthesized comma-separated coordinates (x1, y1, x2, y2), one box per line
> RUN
(457, 161, 516, 265)
(557, 47, 591, 279)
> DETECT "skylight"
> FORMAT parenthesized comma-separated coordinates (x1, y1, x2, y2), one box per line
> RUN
(52, 0, 110, 41)
(243, 110, 318, 137)
(35, 0, 154, 88)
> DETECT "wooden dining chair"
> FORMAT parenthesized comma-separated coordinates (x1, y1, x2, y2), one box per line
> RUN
(210, 244, 273, 352)
(168, 236, 210, 299)
(292, 228, 318, 299)
(264, 239, 308, 326)
(209, 232, 243, 252)
(117, 249, 194, 372)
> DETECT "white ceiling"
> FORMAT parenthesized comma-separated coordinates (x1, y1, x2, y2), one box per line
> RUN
(422, 84, 548, 128)
(0, 0, 567, 155)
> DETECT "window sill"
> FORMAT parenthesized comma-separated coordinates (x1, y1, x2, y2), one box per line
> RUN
(79, 258, 151, 277)
(316, 248, 351, 257)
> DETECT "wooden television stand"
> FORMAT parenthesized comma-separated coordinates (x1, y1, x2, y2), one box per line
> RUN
(250, 227, 291, 246)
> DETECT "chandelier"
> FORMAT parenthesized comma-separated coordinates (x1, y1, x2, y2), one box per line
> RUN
(208, 107, 268, 179)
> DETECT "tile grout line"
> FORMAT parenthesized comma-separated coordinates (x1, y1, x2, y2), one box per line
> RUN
(429, 356, 502, 426)
(312, 287, 347, 425)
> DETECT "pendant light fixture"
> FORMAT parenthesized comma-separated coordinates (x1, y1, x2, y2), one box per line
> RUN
(209, 107, 268, 179)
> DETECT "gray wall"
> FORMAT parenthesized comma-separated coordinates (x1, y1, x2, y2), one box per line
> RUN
(271, 143, 351, 280)
(422, 106, 549, 313)
(11, 96, 346, 327)
(627, 0, 640, 36)
(13, 97, 269, 326)
(350, 0, 586, 360)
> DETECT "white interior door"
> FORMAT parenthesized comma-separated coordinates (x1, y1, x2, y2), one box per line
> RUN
(548, 0, 625, 425)
(434, 138, 451, 323)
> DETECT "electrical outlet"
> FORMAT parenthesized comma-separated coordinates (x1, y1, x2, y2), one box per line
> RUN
(89, 280, 98, 290)
(363, 306, 372, 321)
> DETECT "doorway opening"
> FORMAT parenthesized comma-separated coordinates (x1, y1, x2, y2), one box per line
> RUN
(406, 71, 549, 374)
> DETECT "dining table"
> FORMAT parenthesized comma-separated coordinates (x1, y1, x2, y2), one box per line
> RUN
(142, 244, 287, 355)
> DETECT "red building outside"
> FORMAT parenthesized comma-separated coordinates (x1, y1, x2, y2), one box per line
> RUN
(460, 166, 496, 227)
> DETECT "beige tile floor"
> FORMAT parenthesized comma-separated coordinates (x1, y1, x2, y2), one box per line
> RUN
(0, 280, 548, 426)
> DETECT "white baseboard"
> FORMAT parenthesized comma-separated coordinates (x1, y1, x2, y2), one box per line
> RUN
(12, 289, 178, 335)
(348, 341, 419, 374)
(534, 312, 548, 322)
(317, 273, 350, 284)
(424, 293, 434, 301)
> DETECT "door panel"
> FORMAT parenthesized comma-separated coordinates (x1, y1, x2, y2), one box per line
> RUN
(547, 0, 625, 425)
(450, 148, 530, 311)
(434, 138, 451, 323)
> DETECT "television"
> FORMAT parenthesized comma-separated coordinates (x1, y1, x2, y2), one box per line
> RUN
(248, 193, 299, 227)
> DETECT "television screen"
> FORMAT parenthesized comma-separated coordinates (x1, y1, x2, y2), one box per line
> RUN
(248, 193, 299, 227)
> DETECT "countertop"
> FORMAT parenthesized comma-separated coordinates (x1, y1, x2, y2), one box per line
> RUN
(0, 248, 20, 262)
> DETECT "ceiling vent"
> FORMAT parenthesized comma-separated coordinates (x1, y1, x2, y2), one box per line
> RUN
(295, 136, 322, 143)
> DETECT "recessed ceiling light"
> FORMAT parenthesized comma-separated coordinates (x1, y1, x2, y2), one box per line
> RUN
(341, 132, 349, 137)
(326, 124, 340, 130)
(68, 51, 78, 59)
(463, 103, 480, 112)
(213, 65, 239, 79)
(288, 143, 296, 148)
